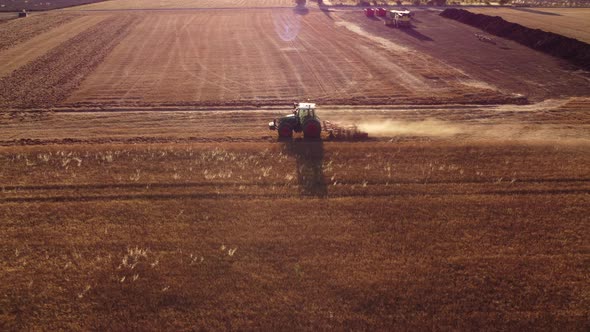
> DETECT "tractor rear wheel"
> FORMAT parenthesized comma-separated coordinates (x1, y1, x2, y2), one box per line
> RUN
(303, 119, 321, 139)
(278, 123, 293, 138)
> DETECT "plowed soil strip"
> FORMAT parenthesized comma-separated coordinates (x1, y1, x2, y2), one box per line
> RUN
(0, 14, 138, 109)
(0, 13, 77, 51)
(0, 15, 108, 78)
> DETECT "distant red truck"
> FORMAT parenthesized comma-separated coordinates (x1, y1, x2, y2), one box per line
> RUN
(376, 8, 387, 17)
(364, 8, 375, 17)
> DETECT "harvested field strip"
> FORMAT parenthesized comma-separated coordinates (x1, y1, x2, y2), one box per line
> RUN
(440, 8, 590, 70)
(0, 14, 138, 109)
(66, 11, 515, 108)
(0, 13, 77, 51)
(0, 15, 108, 78)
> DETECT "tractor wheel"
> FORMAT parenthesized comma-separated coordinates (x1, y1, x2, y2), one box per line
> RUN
(303, 119, 321, 139)
(278, 123, 293, 138)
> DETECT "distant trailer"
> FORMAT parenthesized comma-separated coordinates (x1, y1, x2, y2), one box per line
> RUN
(18, 10, 28, 18)
(364, 8, 375, 17)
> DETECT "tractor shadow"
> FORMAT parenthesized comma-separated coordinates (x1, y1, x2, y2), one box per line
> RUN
(398, 27, 433, 41)
(293, 7, 310, 15)
(281, 139, 327, 198)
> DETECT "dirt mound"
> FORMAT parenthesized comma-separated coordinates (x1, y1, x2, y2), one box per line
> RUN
(440, 8, 590, 70)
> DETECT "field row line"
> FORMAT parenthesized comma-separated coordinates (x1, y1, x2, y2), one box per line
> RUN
(2, 187, 589, 203)
(2, 178, 590, 192)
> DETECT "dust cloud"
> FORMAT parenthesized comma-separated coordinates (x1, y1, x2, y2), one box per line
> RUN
(358, 119, 461, 137)
(355, 118, 588, 144)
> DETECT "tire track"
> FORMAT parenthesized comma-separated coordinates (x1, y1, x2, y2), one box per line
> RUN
(119, 14, 167, 103)
(262, 11, 307, 99)
(299, 15, 359, 100)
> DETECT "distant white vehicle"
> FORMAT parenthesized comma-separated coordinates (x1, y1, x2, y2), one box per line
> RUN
(385, 10, 412, 28)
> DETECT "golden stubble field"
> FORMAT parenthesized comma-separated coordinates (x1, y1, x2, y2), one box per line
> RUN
(1, 101, 589, 329)
(0, 139, 589, 330)
(1, 1, 590, 330)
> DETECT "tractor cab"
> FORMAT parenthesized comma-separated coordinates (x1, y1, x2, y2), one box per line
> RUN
(269, 102, 322, 139)
(296, 103, 316, 121)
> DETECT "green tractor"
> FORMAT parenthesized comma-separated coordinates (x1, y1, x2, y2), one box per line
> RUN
(269, 102, 322, 139)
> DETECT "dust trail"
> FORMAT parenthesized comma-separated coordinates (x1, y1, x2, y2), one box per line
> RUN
(358, 119, 461, 137)
(356, 119, 589, 144)
(492, 98, 571, 112)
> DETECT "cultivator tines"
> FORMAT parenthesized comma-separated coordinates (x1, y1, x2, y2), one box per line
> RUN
(322, 121, 369, 140)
